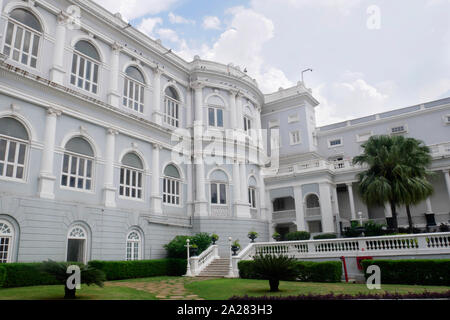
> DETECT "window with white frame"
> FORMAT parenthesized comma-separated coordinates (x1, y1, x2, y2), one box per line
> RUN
(123, 66, 145, 113)
(126, 231, 142, 261)
(70, 40, 100, 94)
(248, 176, 258, 209)
(0, 221, 14, 263)
(390, 125, 407, 134)
(328, 138, 343, 148)
(164, 86, 180, 128)
(61, 137, 94, 191)
(244, 116, 252, 132)
(210, 182, 226, 205)
(67, 225, 87, 263)
(445, 115, 450, 124)
(119, 153, 144, 200)
(0, 117, 29, 181)
(163, 164, 181, 205)
(3, 9, 42, 68)
(208, 107, 224, 128)
(290, 131, 301, 145)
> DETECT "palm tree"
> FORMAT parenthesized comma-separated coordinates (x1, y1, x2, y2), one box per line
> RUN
(251, 254, 299, 292)
(353, 135, 433, 232)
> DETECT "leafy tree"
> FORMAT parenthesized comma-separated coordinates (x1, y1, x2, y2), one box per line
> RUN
(40, 260, 105, 299)
(353, 135, 433, 232)
(251, 254, 298, 292)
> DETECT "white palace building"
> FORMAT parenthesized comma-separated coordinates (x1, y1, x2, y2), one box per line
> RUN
(0, 0, 449, 264)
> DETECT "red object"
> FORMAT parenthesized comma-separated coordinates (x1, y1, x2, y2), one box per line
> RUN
(356, 256, 373, 270)
(340, 256, 348, 283)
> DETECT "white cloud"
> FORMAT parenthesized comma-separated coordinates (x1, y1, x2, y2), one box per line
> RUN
(252, 0, 362, 15)
(202, 16, 221, 30)
(419, 78, 450, 102)
(137, 17, 163, 38)
(94, 0, 180, 21)
(168, 12, 195, 25)
(157, 28, 181, 43)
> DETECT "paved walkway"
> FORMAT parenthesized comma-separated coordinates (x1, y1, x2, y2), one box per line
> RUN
(106, 277, 216, 300)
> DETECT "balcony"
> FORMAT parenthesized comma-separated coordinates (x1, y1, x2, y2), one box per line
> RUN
(272, 210, 296, 224)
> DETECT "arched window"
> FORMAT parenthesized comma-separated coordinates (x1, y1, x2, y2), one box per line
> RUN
(120, 152, 144, 199)
(210, 170, 228, 206)
(67, 225, 87, 263)
(3, 8, 42, 68)
(306, 194, 320, 208)
(0, 221, 14, 263)
(164, 86, 180, 128)
(0, 117, 29, 180)
(248, 176, 258, 209)
(123, 66, 145, 113)
(126, 230, 142, 261)
(61, 137, 94, 191)
(208, 95, 225, 128)
(163, 164, 181, 205)
(70, 40, 100, 94)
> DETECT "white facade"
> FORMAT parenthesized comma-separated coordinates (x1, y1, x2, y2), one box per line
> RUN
(0, 0, 449, 263)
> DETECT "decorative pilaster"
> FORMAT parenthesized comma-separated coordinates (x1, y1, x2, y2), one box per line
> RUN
(50, 14, 68, 84)
(229, 90, 238, 129)
(152, 67, 163, 125)
(331, 185, 341, 236)
(443, 170, 450, 203)
(107, 42, 122, 107)
(103, 128, 118, 207)
(237, 161, 251, 218)
(38, 108, 61, 199)
(293, 185, 305, 231)
(194, 155, 208, 216)
(236, 93, 244, 130)
(151, 143, 163, 215)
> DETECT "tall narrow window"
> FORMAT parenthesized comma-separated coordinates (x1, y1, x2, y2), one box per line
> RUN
(119, 153, 144, 200)
(164, 86, 180, 128)
(211, 182, 227, 205)
(208, 107, 224, 127)
(70, 40, 100, 94)
(67, 226, 87, 263)
(244, 116, 252, 132)
(3, 9, 42, 68)
(163, 164, 181, 205)
(0, 221, 14, 263)
(248, 187, 257, 208)
(126, 231, 141, 261)
(123, 66, 145, 113)
(0, 117, 29, 181)
(61, 137, 94, 191)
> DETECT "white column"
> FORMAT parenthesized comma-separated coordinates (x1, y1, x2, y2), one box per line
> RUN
(186, 88, 193, 128)
(107, 43, 122, 108)
(347, 182, 357, 220)
(293, 186, 306, 231)
(193, 82, 204, 124)
(237, 161, 251, 218)
(38, 108, 61, 199)
(259, 170, 267, 219)
(153, 68, 163, 125)
(319, 183, 335, 233)
(331, 184, 341, 234)
(425, 197, 433, 214)
(233, 160, 241, 211)
(151, 144, 162, 215)
(384, 202, 393, 218)
(195, 156, 208, 216)
(236, 93, 244, 130)
(50, 14, 67, 84)
(443, 170, 450, 203)
(103, 129, 118, 207)
(186, 163, 194, 217)
(229, 90, 237, 128)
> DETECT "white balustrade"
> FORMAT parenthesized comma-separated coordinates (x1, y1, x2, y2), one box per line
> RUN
(189, 244, 219, 276)
(231, 232, 450, 276)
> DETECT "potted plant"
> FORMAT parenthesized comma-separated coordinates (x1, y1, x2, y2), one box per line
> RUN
(190, 244, 198, 256)
(231, 240, 241, 256)
(272, 232, 281, 242)
(248, 231, 258, 243)
(211, 234, 219, 245)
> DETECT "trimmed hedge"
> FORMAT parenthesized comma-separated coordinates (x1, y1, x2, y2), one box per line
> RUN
(0, 262, 61, 288)
(286, 231, 310, 241)
(88, 258, 186, 281)
(361, 259, 450, 286)
(313, 233, 337, 240)
(238, 260, 342, 283)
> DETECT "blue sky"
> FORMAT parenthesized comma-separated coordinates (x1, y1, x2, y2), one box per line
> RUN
(94, 0, 450, 126)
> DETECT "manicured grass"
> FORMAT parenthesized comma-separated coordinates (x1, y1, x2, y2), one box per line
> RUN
(0, 284, 157, 300)
(185, 279, 450, 300)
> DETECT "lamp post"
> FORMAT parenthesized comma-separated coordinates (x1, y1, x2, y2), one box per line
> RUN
(185, 238, 192, 277)
(358, 212, 363, 226)
(227, 237, 234, 278)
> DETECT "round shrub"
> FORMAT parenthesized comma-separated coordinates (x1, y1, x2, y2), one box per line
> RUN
(191, 232, 212, 253)
(164, 235, 191, 259)
(286, 231, 310, 241)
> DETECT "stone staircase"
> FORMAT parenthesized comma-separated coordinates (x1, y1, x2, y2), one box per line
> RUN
(197, 258, 230, 278)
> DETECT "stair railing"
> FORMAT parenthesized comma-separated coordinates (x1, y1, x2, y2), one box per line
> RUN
(189, 244, 220, 276)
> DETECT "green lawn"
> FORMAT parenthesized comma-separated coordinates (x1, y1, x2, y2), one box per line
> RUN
(185, 279, 450, 300)
(0, 277, 449, 300)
